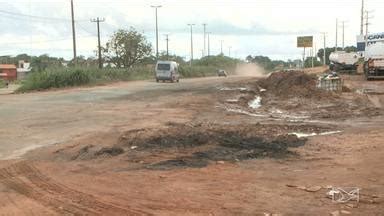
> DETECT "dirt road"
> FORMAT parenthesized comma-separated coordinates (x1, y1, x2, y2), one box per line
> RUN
(0, 77, 247, 160)
(0, 74, 384, 215)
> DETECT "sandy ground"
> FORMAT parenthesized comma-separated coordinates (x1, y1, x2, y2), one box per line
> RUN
(0, 84, 20, 95)
(0, 73, 383, 215)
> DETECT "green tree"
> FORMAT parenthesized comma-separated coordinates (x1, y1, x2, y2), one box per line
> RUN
(103, 28, 152, 68)
(304, 57, 322, 68)
(31, 54, 64, 72)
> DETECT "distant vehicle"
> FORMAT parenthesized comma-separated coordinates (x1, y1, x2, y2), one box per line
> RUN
(155, 61, 180, 83)
(329, 51, 359, 72)
(364, 42, 384, 80)
(217, 69, 228, 77)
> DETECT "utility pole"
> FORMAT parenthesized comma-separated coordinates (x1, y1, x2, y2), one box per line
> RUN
(340, 21, 348, 50)
(342, 21, 345, 50)
(70, 0, 77, 63)
(228, 46, 232, 57)
(202, 23, 207, 57)
(207, 32, 211, 56)
(91, 17, 105, 69)
(321, 32, 327, 65)
(335, 18, 338, 52)
(187, 24, 195, 66)
(151, 5, 162, 59)
(164, 34, 169, 60)
(364, 10, 373, 51)
(360, 0, 365, 35)
(312, 43, 315, 68)
(220, 40, 223, 55)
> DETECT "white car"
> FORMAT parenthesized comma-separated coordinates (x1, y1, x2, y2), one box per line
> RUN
(217, 69, 228, 77)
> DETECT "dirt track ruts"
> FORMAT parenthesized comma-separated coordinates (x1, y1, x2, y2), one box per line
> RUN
(0, 161, 151, 215)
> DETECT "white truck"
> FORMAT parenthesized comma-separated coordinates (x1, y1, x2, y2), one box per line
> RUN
(364, 42, 384, 80)
(329, 51, 359, 72)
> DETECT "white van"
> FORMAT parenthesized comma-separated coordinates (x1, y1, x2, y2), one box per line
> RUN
(155, 61, 180, 83)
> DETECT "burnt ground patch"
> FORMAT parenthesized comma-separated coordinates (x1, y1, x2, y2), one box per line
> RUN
(116, 123, 317, 170)
(146, 134, 305, 170)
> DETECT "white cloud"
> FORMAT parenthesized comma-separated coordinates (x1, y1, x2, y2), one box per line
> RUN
(0, 0, 384, 60)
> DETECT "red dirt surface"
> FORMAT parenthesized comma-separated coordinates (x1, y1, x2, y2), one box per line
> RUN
(0, 75, 383, 215)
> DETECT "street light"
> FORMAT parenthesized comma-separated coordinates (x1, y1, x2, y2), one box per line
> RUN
(202, 23, 207, 57)
(220, 40, 224, 55)
(187, 24, 195, 66)
(207, 32, 211, 56)
(151, 5, 162, 59)
(321, 32, 327, 65)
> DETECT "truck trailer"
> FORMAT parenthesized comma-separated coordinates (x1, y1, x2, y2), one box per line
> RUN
(329, 51, 359, 72)
(364, 42, 384, 80)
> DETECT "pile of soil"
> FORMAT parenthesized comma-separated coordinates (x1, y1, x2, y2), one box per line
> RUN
(238, 70, 383, 119)
(257, 71, 332, 99)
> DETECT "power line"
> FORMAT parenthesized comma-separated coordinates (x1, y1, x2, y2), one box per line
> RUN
(0, 35, 95, 46)
(77, 23, 97, 36)
(0, 9, 87, 22)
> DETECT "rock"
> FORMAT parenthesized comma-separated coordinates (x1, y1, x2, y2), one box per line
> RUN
(297, 186, 307, 190)
(345, 203, 358, 208)
(306, 186, 322, 192)
(340, 210, 351, 215)
(330, 210, 340, 216)
(217, 161, 225, 165)
(131, 146, 138, 150)
(286, 184, 298, 188)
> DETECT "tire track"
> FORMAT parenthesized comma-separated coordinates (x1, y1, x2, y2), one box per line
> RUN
(0, 162, 151, 215)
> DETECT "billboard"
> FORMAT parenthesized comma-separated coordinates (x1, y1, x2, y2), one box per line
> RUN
(356, 33, 384, 51)
(297, 36, 313, 48)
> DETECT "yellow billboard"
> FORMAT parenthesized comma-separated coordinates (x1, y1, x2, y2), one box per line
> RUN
(297, 36, 313, 48)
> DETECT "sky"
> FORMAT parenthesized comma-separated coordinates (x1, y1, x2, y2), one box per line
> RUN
(0, 0, 384, 61)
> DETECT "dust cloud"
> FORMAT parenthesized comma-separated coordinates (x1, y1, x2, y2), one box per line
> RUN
(234, 63, 267, 77)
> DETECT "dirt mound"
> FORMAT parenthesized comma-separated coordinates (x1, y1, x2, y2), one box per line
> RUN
(258, 71, 331, 98)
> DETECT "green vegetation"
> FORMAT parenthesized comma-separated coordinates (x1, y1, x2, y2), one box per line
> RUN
(17, 54, 240, 92)
(246, 55, 292, 71)
(179, 65, 218, 78)
(14, 26, 242, 93)
(0, 79, 5, 88)
(17, 66, 154, 92)
(304, 57, 323, 68)
(103, 28, 152, 68)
